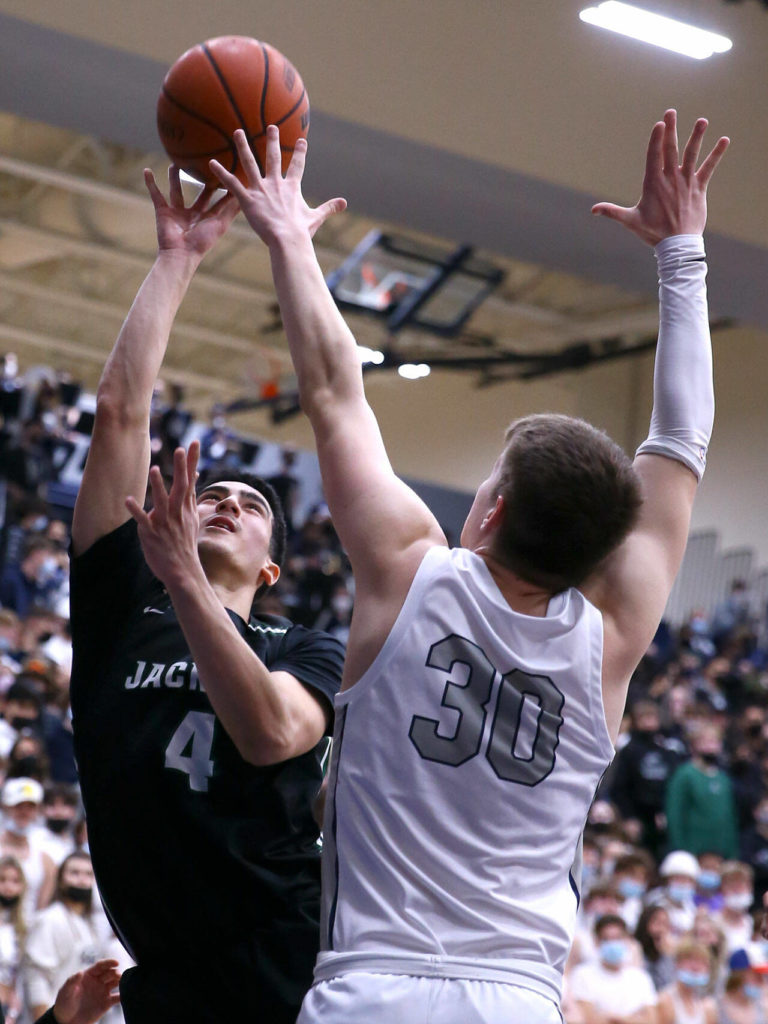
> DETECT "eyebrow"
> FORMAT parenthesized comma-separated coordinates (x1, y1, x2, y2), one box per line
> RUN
(198, 486, 272, 517)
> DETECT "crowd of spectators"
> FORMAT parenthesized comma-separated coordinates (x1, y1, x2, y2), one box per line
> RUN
(3, 356, 768, 1023)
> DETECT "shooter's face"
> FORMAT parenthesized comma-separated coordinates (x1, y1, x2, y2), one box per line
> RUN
(196, 482, 278, 591)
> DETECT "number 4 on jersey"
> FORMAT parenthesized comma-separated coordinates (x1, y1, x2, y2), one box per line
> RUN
(165, 711, 215, 792)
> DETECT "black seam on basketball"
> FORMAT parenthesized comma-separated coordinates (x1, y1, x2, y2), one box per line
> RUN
(259, 42, 269, 138)
(248, 89, 307, 144)
(161, 87, 231, 145)
(202, 43, 251, 134)
(276, 89, 307, 126)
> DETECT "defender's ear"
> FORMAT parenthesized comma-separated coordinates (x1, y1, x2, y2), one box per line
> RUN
(481, 495, 505, 532)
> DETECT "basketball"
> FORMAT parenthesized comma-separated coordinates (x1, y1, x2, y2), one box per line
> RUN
(157, 35, 310, 186)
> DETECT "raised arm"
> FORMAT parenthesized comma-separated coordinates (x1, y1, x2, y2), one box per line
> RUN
(71, 169, 238, 557)
(210, 129, 446, 600)
(585, 110, 729, 735)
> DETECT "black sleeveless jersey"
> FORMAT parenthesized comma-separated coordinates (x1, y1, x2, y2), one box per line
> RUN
(69, 520, 344, 977)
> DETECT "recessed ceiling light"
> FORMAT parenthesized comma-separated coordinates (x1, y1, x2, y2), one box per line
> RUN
(579, 2, 733, 59)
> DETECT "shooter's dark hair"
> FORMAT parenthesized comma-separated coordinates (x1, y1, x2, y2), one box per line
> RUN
(493, 414, 642, 591)
(195, 469, 287, 579)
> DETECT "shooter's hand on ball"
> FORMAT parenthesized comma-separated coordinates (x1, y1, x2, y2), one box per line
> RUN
(144, 164, 239, 260)
(210, 126, 346, 246)
(592, 109, 729, 246)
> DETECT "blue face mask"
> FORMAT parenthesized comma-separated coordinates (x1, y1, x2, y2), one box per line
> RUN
(581, 864, 597, 891)
(599, 940, 627, 966)
(743, 983, 762, 1001)
(677, 969, 710, 989)
(618, 878, 646, 899)
(697, 870, 721, 891)
(668, 883, 694, 904)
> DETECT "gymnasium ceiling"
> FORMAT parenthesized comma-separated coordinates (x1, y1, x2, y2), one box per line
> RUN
(0, 0, 766, 490)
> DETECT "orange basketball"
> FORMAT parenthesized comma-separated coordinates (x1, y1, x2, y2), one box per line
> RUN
(157, 35, 310, 186)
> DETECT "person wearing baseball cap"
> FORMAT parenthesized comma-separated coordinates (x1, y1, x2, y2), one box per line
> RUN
(0, 777, 56, 915)
(657, 850, 699, 935)
(716, 947, 768, 1023)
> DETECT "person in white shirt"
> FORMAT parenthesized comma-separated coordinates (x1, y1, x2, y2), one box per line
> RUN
(717, 862, 756, 954)
(657, 941, 717, 1024)
(570, 914, 656, 1024)
(0, 778, 56, 919)
(24, 852, 110, 1021)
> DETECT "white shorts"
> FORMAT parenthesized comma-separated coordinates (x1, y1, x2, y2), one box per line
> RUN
(297, 971, 563, 1024)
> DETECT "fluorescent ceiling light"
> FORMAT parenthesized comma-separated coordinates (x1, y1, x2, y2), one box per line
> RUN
(579, 2, 732, 59)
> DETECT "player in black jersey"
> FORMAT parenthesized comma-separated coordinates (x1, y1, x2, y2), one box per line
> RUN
(68, 169, 344, 1024)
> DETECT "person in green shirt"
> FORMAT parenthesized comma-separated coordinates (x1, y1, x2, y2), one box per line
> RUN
(665, 723, 739, 858)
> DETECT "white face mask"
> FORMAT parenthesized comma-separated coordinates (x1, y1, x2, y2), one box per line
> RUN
(7, 820, 34, 838)
(723, 892, 752, 911)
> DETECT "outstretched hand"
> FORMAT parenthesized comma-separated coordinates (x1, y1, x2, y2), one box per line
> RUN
(209, 127, 346, 246)
(125, 442, 201, 588)
(51, 959, 121, 1024)
(145, 165, 240, 258)
(592, 109, 729, 246)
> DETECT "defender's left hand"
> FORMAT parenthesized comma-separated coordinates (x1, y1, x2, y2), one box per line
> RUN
(592, 109, 729, 245)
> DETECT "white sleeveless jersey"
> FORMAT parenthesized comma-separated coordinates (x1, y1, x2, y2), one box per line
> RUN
(319, 546, 615, 1003)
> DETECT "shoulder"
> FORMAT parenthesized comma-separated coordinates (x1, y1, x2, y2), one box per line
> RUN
(248, 614, 344, 656)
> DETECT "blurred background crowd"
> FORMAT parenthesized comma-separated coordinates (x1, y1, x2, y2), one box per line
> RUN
(2, 357, 768, 1024)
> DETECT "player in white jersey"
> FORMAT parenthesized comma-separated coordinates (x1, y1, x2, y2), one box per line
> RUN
(211, 110, 729, 1023)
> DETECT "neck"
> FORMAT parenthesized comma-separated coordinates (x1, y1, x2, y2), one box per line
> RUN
(208, 580, 257, 621)
(197, 552, 258, 621)
(63, 898, 87, 916)
(476, 550, 554, 616)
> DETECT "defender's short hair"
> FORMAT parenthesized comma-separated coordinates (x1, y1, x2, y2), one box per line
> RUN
(494, 414, 642, 590)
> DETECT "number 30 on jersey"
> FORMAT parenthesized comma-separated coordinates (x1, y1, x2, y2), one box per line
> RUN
(409, 634, 564, 786)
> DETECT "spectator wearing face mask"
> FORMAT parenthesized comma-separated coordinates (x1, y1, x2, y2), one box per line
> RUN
(569, 914, 657, 1024)
(0, 538, 62, 619)
(5, 732, 49, 784)
(610, 701, 684, 859)
(657, 941, 717, 1024)
(652, 850, 700, 935)
(568, 882, 626, 972)
(24, 853, 112, 1022)
(3, 675, 77, 787)
(37, 785, 78, 866)
(695, 851, 724, 912)
(0, 682, 43, 752)
(613, 851, 655, 931)
(0, 855, 27, 1022)
(716, 948, 768, 1024)
(741, 793, 768, 899)
(665, 724, 739, 859)
(717, 862, 757, 954)
(0, 779, 56, 920)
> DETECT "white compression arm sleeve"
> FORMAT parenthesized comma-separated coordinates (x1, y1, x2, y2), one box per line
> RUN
(635, 233, 713, 480)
